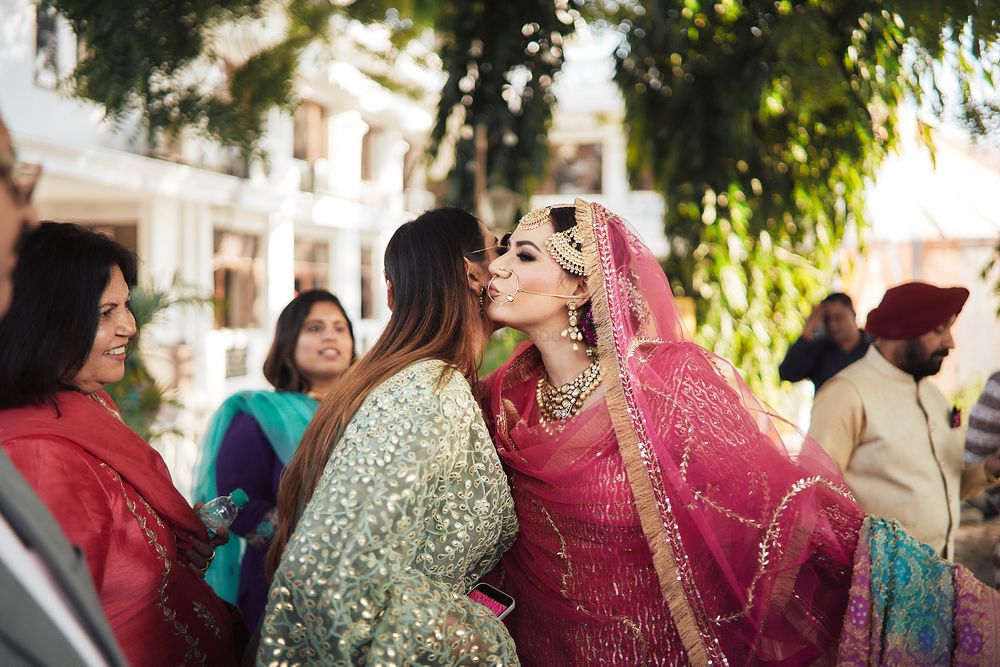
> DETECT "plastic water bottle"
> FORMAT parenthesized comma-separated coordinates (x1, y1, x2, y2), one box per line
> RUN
(197, 488, 249, 539)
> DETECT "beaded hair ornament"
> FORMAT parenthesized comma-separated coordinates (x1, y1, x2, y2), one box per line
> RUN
(517, 206, 587, 276)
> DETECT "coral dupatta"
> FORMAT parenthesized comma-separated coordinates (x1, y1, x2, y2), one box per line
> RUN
(2, 391, 209, 541)
(0, 390, 239, 666)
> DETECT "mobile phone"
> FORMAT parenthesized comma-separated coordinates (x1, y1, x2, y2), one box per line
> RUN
(468, 582, 515, 620)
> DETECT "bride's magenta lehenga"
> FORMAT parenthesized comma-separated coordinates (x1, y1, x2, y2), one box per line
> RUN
(483, 199, 1000, 665)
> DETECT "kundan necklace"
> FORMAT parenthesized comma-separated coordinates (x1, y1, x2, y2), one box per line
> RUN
(536, 358, 602, 424)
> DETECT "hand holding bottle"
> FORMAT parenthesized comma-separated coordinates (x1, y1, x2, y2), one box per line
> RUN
(179, 518, 229, 574)
(197, 488, 249, 539)
(181, 489, 247, 574)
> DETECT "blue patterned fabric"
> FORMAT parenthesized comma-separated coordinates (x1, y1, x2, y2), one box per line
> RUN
(868, 517, 954, 663)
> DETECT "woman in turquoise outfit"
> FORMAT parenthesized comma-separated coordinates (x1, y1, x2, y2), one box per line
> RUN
(194, 289, 355, 629)
(259, 208, 519, 666)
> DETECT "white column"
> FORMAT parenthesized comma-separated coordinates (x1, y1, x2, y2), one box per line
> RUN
(376, 131, 409, 193)
(265, 209, 296, 333)
(327, 111, 369, 199)
(602, 130, 629, 198)
(179, 202, 215, 384)
(139, 197, 170, 288)
(331, 226, 362, 323)
(264, 108, 297, 189)
(377, 132, 409, 213)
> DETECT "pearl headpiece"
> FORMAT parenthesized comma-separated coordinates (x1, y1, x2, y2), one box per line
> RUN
(515, 206, 588, 276)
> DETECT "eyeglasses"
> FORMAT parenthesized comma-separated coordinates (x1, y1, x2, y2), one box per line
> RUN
(1, 160, 42, 207)
(467, 232, 512, 259)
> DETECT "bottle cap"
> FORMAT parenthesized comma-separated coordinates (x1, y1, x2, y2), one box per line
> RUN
(230, 488, 249, 507)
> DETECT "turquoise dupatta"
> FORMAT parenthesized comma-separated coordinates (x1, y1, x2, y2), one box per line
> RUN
(192, 391, 318, 603)
(837, 516, 1000, 664)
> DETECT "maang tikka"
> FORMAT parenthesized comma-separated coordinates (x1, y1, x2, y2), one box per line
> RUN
(516, 206, 588, 277)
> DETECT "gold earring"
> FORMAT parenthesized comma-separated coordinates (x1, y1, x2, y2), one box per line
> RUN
(562, 301, 582, 351)
(479, 288, 486, 316)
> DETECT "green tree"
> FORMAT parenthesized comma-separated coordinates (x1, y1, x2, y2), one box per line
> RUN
(52, 0, 573, 182)
(426, 1, 576, 209)
(596, 0, 1000, 404)
(52, 0, 355, 157)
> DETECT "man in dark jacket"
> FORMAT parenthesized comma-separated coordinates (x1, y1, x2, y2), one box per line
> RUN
(779, 292, 872, 391)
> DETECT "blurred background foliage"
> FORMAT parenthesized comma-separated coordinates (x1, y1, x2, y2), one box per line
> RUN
(53, 0, 1000, 402)
(598, 0, 1000, 404)
(104, 284, 211, 441)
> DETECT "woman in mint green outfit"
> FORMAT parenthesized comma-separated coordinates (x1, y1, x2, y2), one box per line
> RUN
(259, 209, 517, 666)
(193, 290, 355, 628)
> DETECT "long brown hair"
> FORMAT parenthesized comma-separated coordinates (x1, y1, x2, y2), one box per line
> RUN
(267, 207, 488, 576)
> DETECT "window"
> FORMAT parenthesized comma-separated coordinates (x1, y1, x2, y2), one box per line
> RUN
(225, 346, 248, 379)
(213, 231, 262, 328)
(537, 143, 603, 194)
(293, 101, 327, 162)
(360, 237, 376, 319)
(294, 238, 330, 293)
(35, 0, 59, 88)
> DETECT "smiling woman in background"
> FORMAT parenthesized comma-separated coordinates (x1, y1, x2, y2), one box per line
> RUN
(0, 222, 239, 667)
(194, 289, 356, 630)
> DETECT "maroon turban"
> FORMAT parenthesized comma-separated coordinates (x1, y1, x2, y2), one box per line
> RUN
(865, 281, 969, 340)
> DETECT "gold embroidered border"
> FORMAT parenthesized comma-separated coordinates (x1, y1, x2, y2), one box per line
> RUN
(576, 198, 717, 665)
(101, 465, 206, 665)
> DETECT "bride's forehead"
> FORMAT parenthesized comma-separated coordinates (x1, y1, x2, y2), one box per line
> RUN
(511, 223, 553, 242)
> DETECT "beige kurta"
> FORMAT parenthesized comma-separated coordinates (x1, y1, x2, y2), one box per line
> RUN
(808, 345, 991, 558)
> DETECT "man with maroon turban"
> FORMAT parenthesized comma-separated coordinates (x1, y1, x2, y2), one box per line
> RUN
(808, 281, 1000, 559)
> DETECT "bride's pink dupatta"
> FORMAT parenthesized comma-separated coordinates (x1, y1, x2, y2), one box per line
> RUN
(483, 199, 1000, 665)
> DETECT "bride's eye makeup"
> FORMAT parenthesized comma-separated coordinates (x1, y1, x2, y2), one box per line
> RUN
(510, 239, 541, 263)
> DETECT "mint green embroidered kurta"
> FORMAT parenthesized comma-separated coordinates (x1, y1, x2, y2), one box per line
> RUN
(259, 360, 519, 666)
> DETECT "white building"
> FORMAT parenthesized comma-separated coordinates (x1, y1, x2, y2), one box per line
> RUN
(0, 0, 439, 496)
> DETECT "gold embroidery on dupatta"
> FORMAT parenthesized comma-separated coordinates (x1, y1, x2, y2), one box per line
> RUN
(709, 475, 855, 624)
(644, 381, 766, 529)
(625, 337, 667, 363)
(100, 464, 206, 665)
(615, 615, 650, 664)
(576, 198, 719, 665)
(533, 501, 576, 601)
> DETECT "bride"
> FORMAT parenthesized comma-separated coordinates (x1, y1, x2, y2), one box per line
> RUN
(481, 199, 1000, 665)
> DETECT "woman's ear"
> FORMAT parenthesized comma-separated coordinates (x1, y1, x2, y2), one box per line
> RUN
(465, 258, 488, 293)
(386, 279, 395, 312)
(572, 276, 591, 301)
